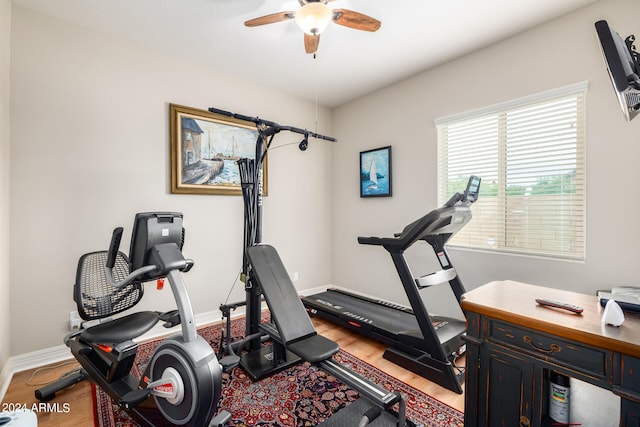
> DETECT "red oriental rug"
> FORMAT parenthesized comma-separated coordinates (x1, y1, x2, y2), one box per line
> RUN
(93, 316, 464, 427)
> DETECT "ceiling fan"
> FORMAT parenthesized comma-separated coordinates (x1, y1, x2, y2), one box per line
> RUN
(244, 0, 381, 54)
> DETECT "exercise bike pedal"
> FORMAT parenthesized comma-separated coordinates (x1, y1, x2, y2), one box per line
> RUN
(159, 309, 181, 328)
(119, 388, 152, 409)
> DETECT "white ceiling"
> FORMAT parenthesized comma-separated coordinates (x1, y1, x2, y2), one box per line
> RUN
(11, 0, 598, 107)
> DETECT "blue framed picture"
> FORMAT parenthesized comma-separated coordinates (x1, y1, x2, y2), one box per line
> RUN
(360, 146, 392, 197)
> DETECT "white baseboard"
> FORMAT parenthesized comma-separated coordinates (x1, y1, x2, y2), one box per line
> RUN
(298, 284, 332, 297)
(0, 285, 333, 402)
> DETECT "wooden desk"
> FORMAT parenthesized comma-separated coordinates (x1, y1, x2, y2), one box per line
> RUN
(461, 280, 640, 427)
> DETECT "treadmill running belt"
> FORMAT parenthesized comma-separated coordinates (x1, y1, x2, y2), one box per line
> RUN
(309, 290, 430, 333)
(304, 289, 466, 355)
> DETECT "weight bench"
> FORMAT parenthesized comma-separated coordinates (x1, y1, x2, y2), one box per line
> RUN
(246, 244, 408, 427)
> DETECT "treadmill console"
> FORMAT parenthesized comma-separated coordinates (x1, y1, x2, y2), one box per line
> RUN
(463, 175, 481, 203)
(445, 175, 481, 207)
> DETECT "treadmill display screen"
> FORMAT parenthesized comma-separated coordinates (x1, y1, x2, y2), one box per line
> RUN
(464, 175, 481, 203)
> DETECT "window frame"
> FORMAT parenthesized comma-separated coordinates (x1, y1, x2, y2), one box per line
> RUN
(435, 82, 587, 260)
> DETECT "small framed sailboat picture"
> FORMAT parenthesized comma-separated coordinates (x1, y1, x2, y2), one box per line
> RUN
(360, 146, 392, 198)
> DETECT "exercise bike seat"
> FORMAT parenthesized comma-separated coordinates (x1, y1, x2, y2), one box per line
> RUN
(79, 311, 160, 344)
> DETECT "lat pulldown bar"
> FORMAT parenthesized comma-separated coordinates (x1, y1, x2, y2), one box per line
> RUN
(208, 106, 337, 143)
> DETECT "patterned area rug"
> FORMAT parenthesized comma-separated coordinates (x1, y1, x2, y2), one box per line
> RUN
(93, 316, 464, 427)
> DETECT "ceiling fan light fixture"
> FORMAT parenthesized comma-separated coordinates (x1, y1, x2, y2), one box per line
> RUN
(295, 3, 332, 35)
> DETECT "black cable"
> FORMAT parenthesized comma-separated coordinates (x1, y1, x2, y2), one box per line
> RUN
(452, 353, 465, 374)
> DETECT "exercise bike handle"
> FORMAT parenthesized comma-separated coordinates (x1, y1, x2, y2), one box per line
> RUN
(106, 227, 124, 269)
(105, 227, 157, 288)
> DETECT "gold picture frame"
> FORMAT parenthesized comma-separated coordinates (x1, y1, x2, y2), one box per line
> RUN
(169, 103, 266, 195)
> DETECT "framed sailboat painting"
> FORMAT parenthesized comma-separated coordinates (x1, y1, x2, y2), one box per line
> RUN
(360, 146, 392, 198)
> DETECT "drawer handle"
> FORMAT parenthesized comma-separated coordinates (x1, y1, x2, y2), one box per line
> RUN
(523, 335, 561, 353)
(519, 415, 531, 427)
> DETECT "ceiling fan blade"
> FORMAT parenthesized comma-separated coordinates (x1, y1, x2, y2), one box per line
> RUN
(332, 9, 381, 32)
(304, 33, 320, 54)
(244, 11, 295, 27)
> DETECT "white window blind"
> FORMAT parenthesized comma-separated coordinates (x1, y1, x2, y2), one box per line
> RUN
(436, 82, 586, 260)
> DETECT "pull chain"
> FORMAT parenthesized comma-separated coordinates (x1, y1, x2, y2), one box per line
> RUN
(314, 52, 319, 135)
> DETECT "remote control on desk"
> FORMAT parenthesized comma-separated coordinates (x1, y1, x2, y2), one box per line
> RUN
(535, 298, 584, 314)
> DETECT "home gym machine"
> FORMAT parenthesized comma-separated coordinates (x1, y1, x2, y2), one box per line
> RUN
(35, 212, 231, 427)
(211, 107, 412, 426)
(303, 175, 481, 394)
(208, 106, 337, 379)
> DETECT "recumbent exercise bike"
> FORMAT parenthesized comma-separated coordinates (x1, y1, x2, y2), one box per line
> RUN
(35, 212, 230, 427)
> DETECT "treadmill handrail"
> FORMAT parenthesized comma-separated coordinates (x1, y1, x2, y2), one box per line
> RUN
(359, 176, 480, 251)
(358, 203, 476, 252)
(358, 209, 441, 250)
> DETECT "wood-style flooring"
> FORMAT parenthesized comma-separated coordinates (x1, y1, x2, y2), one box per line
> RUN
(2, 317, 465, 426)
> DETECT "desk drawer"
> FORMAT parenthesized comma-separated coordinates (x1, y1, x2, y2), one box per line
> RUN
(621, 355, 640, 395)
(488, 320, 610, 378)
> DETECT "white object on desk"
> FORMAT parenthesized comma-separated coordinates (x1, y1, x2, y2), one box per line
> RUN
(602, 299, 625, 326)
(0, 410, 37, 426)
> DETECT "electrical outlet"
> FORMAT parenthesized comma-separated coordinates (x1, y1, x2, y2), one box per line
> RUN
(69, 310, 82, 331)
(292, 272, 299, 282)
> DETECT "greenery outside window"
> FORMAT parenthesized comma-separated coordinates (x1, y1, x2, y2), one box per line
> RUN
(435, 82, 586, 260)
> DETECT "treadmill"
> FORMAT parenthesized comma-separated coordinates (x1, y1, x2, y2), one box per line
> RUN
(303, 175, 481, 394)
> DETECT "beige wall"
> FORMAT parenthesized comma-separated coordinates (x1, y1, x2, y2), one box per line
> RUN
(1, 0, 11, 371)
(9, 6, 333, 355)
(332, 0, 640, 313)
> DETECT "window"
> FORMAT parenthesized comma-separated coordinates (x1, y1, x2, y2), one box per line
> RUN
(436, 82, 586, 260)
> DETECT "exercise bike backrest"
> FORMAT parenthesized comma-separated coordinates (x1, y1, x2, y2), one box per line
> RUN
(72, 251, 141, 322)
